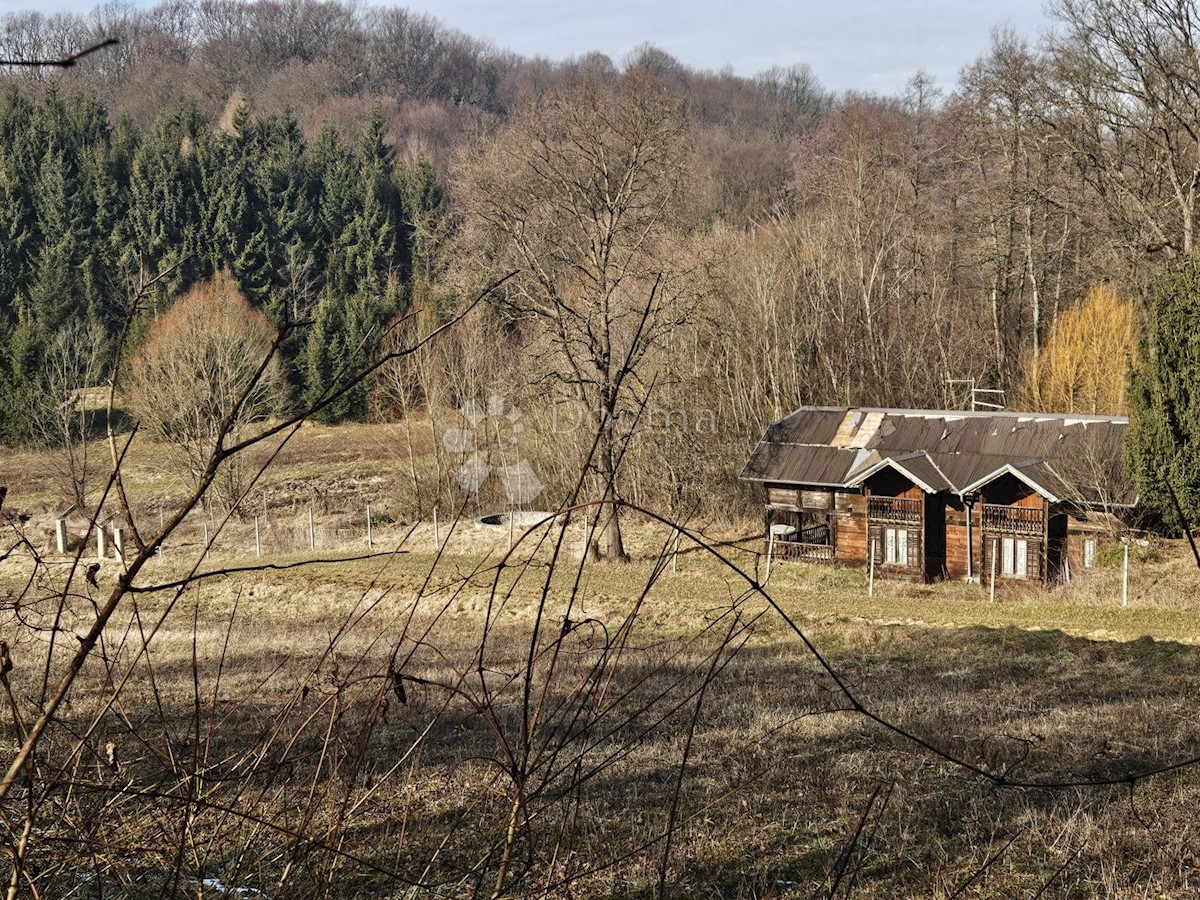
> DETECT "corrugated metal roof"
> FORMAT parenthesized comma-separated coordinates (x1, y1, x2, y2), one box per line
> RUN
(896, 453, 955, 493)
(741, 406, 1134, 506)
(761, 407, 848, 446)
(741, 443, 870, 486)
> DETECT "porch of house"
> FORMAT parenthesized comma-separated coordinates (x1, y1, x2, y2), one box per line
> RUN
(766, 507, 836, 562)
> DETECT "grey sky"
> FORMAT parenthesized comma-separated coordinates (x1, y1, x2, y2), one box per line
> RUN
(1, 0, 1053, 94)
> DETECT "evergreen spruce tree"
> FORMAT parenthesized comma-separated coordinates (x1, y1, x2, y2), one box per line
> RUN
(253, 113, 317, 326)
(129, 102, 205, 297)
(1125, 258, 1200, 531)
(301, 117, 407, 419)
(198, 103, 272, 304)
(302, 291, 347, 420)
(0, 88, 36, 327)
(398, 154, 447, 287)
(310, 126, 357, 295)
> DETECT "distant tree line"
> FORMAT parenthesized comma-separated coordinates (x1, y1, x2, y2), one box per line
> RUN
(6, 0, 1200, 527)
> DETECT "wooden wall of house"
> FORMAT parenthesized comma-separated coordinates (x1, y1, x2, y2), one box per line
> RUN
(944, 498, 971, 580)
(1062, 517, 1120, 578)
(1047, 508, 1069, 581)
(981, 476, 1044, 509)
(766, 485, 800, 510)
(833, 491, 867, 564)
(979, 475, 1048, 583)
(864, 469, 924, 499)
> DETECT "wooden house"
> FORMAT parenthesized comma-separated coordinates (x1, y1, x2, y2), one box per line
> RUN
(740, 407, 1136, 585)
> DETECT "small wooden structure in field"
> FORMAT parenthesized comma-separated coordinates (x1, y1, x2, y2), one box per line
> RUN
(741, 407, 1136, 585)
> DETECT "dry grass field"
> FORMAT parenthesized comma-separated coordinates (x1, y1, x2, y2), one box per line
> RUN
(4, 425, 1200, 897)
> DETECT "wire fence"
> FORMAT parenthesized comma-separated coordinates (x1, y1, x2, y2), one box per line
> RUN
(47, 504, 575, 564)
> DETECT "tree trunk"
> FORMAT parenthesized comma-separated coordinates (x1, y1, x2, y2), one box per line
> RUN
(594, 412, 629, 563)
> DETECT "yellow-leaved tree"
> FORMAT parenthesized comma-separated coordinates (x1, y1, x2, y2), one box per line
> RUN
(1017, 283, 1140, 414)
(128, 272, 285, 508)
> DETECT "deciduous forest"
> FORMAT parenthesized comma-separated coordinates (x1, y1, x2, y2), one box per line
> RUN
(1, 0, 1185, 519)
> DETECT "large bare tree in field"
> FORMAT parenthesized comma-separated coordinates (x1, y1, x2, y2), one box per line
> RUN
(454, 70, 691, 562)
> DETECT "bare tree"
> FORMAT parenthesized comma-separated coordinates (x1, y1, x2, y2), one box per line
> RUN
(27, 318, 108, 511)
(126, 271, 285, 509)
(454, 70, 694, 561)
(1046, 0, 1200, 256)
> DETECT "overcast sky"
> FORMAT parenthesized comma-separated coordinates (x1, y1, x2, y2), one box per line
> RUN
(1, 0, 1053, 94)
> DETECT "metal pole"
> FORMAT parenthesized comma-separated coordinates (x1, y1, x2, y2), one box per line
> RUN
(964, 501, 973, 581)
(989, 539, 998, 604)
(868, 538, 875, 598)
(367, 503, 372, 549)
(96, 526, 106, 561)
(254, 516, 261, 558)
(1122, 541, 1130, 608)
(308, 506, 315, 550)
(766, 529, 774, 584)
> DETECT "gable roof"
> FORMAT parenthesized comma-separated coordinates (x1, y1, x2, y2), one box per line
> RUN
(741, 406, 1135, 507)
(843, 450, 953, 494)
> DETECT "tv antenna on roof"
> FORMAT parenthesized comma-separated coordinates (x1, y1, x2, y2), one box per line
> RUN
(946, 377, 1005, 412)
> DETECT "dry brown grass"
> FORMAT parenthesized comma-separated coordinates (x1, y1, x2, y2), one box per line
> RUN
(5, 431, 1200, 897)
(5, 526, 1200, 896)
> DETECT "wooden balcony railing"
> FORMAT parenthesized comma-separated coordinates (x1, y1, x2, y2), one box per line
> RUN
(981, 504, 1043, 537)
(775, 542, 835, 562)
(867, 496, 922, 526)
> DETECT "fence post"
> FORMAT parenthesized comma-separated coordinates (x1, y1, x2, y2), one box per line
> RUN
(508, 511, 514, 552)
(254, 516, 261, 559)
(55, 519, 68, 554)
(989, 538, 998, 604)
(308, 506, 315, 551)
(868, 537, 875, 598)
(765, 528, 775, 584)
(1122, 541, 1129, 608)
(96, 526, 106, 561)
(672, 528, 681, 574)
(367, 503, 373, 549)
(112, 526, 123, 560)
(203, 521, 209, 548)
(433, 506, 440, 551)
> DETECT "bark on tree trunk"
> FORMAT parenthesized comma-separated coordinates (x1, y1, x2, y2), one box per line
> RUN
(594, 412, 629, 563)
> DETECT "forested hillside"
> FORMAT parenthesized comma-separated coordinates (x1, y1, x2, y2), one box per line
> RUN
(0, 0, 1179, 513)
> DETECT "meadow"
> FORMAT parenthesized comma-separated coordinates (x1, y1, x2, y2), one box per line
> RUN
(3, 425, 1200, 898)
